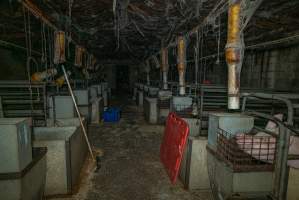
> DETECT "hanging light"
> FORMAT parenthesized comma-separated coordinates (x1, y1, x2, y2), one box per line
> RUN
(54, 31, 66, 64)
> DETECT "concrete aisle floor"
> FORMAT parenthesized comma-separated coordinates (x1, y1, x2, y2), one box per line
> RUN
(52, 99, 212, 200)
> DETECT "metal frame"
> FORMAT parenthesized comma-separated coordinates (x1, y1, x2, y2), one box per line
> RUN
(241, 93, 299, 200)
(0, 80, 47, 126)
(242, 93, 299, 127)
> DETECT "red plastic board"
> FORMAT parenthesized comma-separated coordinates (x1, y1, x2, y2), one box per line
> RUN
(160, 112, 189, 184)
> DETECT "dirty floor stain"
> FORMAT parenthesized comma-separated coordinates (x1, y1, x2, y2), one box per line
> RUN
(50, 100, 212, 200)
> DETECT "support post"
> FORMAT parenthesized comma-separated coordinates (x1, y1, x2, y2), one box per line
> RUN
(273, 125, 290, 200)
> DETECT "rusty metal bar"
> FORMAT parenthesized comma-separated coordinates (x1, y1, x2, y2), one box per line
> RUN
(225, 0, 244, 109)
(22, 0, 83, 55)
(22, 0, 57, 30)
(177, 36, 186, 96)
(161, 47, 169, 90)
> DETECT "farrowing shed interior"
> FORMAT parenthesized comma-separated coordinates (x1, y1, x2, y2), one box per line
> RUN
(0, 0, 299, 200)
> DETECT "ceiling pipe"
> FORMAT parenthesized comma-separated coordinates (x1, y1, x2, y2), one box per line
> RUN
(225, 0, 244, 110)
(177, 36, 187, 96)
(142, 0, 227, 62)
(22, 0, 56, 30)
(161, 47, 169, 90)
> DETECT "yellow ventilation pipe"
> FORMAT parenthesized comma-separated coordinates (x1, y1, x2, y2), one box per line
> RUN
(31, 68, 57, 82)
(225, 0, 243, 110)
(54, 31, 66, 64)
(22, 0, 56, 30)
(74, 46, 84, 67)
(177, 36, 186, 96)
(55, 71, 71, 87)
(161, 47, 169, 90)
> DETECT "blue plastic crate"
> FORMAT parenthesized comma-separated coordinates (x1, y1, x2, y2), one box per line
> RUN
(103, 107, 120, 122)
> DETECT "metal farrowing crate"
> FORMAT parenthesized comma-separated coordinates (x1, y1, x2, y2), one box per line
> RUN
(216, 128, 277, 172)
(158, 98, 171, 109)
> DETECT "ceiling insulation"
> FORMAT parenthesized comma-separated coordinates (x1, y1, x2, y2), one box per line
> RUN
(0, 0, 299, 65)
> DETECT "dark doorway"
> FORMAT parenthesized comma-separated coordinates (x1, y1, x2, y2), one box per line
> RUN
(116, 65, 130, 94)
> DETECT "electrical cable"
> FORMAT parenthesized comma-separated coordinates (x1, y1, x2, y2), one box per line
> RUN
(216, 15, 221, 65)
(199, 29, 203, 84)
(23, 5, 41, 121)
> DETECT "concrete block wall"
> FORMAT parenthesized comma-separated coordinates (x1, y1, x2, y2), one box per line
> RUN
(274, 46, 299, 90)
(205, 61, 227, 85)
(181, 44, 299, 91)
(241, 45, 299, 91)
(126, 43, 299, 92)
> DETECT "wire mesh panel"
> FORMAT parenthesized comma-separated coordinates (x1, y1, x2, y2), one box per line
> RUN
(216, 128, 277, 172)
(158, 99, 171, 109)
(172, 104, 194, 118)
(0, 81, 47, 127)
(172, 96, 196, 118)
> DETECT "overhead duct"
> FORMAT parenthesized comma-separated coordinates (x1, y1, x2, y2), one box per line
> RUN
(74, 45, 84, 67)
(177, 36, 187, 96)
(161, 47, 169, 90)
(225, 0, 244, 110)
(54, 31, 66, 64)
